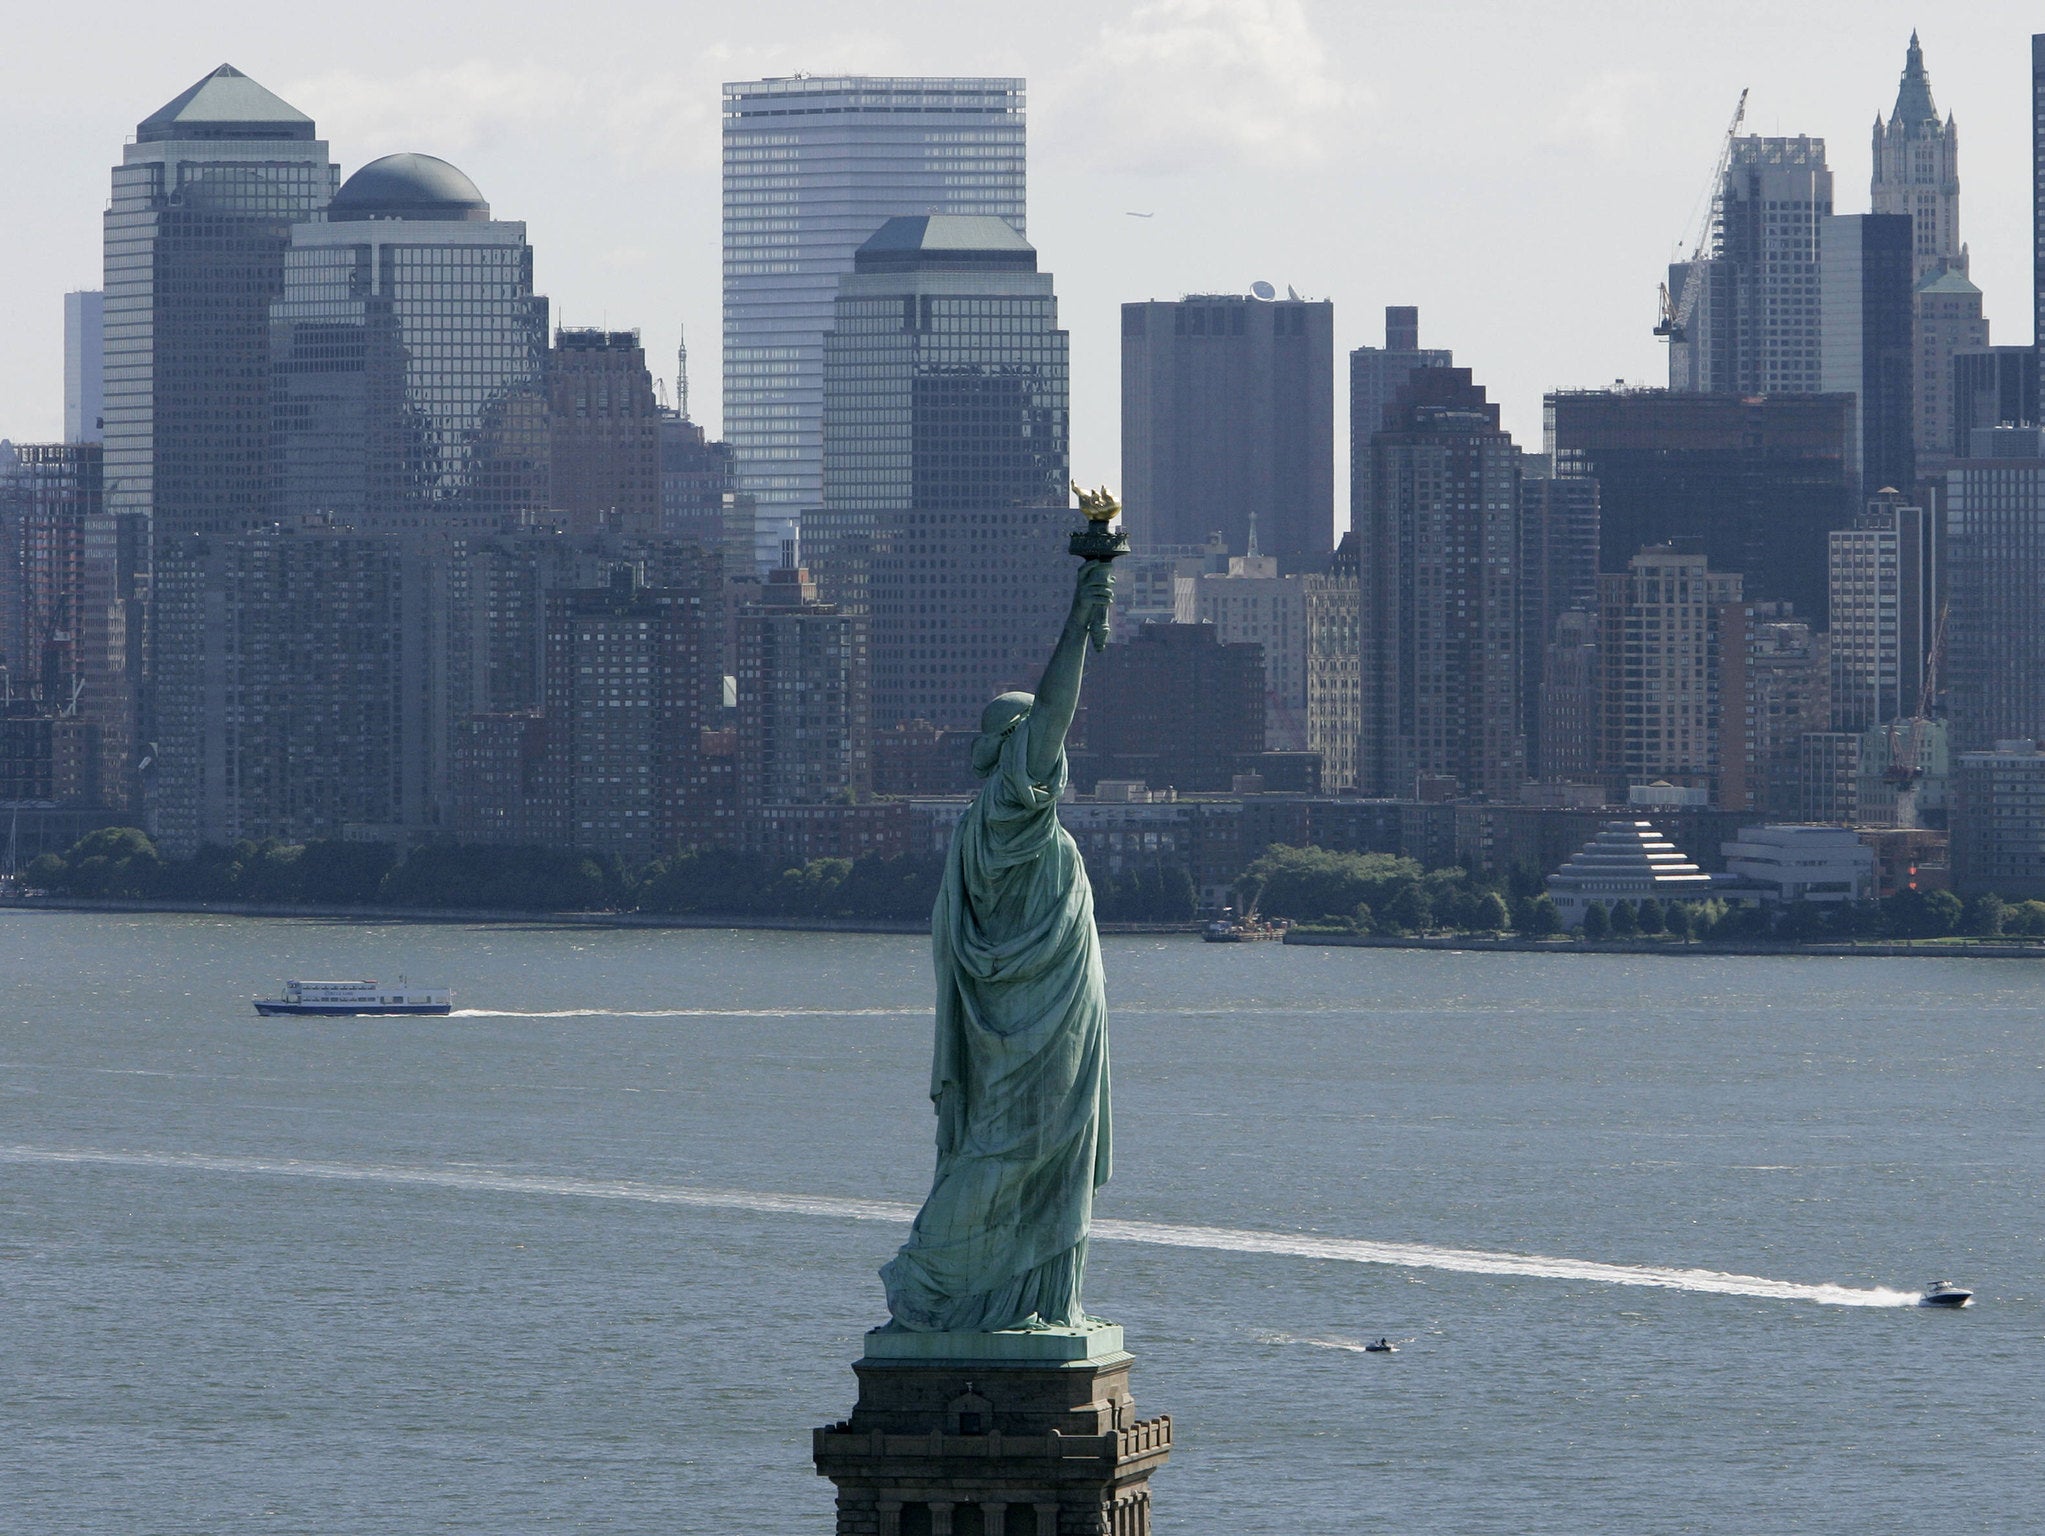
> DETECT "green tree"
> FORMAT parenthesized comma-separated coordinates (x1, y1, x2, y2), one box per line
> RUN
(1349, 900, 1375, 934)
(1580, 901, 1609, 939)
(1523, 895, 1563, 937)
(293, 840, 399, 904)
(2007, 900, 2045, 938)
(1383, 882, 1432, 935)
(1963, 893, 2009, 938)
(1472, 891, 1511, 933)
(1664, 900, 1692, 940)
(1235, 846, 1424, 922)
(1608, 899, 1639, 937)
(1882, 887, 1963, 940)
(54, 827, 164, 897)
(1636, 897, 1665, 934)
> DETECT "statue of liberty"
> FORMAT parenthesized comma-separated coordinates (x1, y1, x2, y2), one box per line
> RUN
(880, 521, 1121, 1334)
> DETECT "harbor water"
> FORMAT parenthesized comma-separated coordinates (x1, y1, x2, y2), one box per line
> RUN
(3, 913, 2038, 1532)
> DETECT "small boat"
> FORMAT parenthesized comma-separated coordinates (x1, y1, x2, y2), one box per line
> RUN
(255, 979, 452, 1017)
(1919, 1280, 1973, 1308)
(1202, 913, 1288, 943)
(1364, 1338, 1397, 1353)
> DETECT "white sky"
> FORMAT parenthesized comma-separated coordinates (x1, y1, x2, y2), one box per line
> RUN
(2, 0, 2038, 528)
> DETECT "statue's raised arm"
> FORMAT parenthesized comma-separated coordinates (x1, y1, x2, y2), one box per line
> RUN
(1026, 561, 1114, 783)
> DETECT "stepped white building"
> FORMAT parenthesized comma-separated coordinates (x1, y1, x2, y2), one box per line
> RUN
(1545, 820, 1715, 927)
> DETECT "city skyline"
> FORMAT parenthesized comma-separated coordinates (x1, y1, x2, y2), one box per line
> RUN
(4, 1, 2042, 517)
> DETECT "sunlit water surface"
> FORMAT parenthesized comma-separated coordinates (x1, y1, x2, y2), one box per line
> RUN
(3, 914, 2038, 1532)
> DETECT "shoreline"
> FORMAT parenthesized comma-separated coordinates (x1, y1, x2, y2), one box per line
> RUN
(0, 895, 1200, 937)
(1281, 930, 2045, 959)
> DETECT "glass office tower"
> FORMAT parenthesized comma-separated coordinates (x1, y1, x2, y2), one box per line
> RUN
(819, 214, 1069, 731)
(722, 75, 1025, 570)
(271, 152, 550, 532)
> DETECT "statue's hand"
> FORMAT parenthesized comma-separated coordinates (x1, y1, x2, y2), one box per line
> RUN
(1072, 561, 1114, 619)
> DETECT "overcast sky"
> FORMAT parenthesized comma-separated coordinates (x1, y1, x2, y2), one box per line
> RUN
(3, 0, 2039, 523)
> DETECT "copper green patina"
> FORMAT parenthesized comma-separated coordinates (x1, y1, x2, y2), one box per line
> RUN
(881, 561, 1117, 1333)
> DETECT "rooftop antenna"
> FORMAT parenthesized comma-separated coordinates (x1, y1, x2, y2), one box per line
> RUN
(676, 325, 690, 422)
(1246, 510, 1261, 559)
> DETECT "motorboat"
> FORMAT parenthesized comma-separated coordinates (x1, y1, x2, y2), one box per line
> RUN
(1363, 1339, 1398, 1353)
(1919, 1280, 1973, 1308)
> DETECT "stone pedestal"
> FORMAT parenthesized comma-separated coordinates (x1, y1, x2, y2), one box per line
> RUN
(815, 1321, 1171, 1535)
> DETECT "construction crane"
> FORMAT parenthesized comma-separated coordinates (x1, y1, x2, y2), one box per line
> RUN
(1884, 600, 1949, 829)
(1655, 88, 1749, 344)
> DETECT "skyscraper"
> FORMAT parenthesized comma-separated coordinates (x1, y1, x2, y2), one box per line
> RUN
(1173, 527, 1309, 749)
(63, 292, 104, 444)
(271, 153, 550, 533)
(1305, 531, 1361, 791)
(1945, 437, 2045, 750)
(1873, 32, 1964, 285)
(1120, 293, 1334, 567)
(1828, 492, 1928, 734)
(722, 76, 1026, 569)
(1820, 213, 1915, 493)
(105, 66, 338, 541)
(1357, 367, 1524, 801)
(1519, 456, 1600, 779)
(817, 215, 1069, 732)
(1668, 137, 1833, 395)
(1913, 270, 1989, 467)
(1350, 305, 1453, 529)
(105, 65, 339, 853)
(736, 565, 871, 816)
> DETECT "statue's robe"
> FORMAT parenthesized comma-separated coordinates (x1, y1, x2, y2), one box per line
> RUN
(881, 720, 1111, 1332)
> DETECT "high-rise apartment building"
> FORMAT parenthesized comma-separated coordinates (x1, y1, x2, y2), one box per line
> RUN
(1305, 532, 1361, 791)
(64, 292, 104, 444)
(1074, 623, 1266, 793)
(1873, 33, 1965, 284)
(1820, 213, 1915, 493)
(1548, 389, 1856, 626)
(1945, 441, 2045, 750)
(550, 329, 660, 537)
(539, 564, 719, 862)
(736, 565, 871, 818)
(1597, 545, 1743, 803)
(1538, 607, 1600, 786)
(2034, 34, 2045, 415)
(1350, 305, 1453, 539)
(1173, 526, 1308, 750)
(818, 215, 1069, 731)
(1668, 136, 1833, 395)
(1828, 492, 1928, 734)
(1120, 293, 1334, 567)
(271, 154, 550, 534)
(722, 75, 1026, 569)
(1727, 603, 1829, 817)
(1357, 367, 1524, 801)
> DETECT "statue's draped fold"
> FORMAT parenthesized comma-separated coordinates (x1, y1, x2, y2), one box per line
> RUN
(881, 720, 1111, 1332)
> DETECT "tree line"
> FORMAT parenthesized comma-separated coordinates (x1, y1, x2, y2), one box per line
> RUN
(20, 827, 1197, 924)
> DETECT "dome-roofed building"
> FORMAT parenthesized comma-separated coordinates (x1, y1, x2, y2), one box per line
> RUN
(328, 153, 490, 222)
(1545, 820, 1716, 928)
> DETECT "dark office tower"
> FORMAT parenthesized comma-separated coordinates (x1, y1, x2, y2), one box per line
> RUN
(1548, 389, 1856, 625)
(2034, 35, 2045, 408)
(1538, 607, 1600, 786)
(723, 76, 1026, 569)
(1953, 346, 2040, 450)
(658, 414, 740, 555)
(1121, 293, 1333, 566)
(1821, 214, 1915, 493)
(1519, 457, 1600, 778)
(736, 566, 871, 816)
(105, 66, 338, 541)
(1358, 367, 1524, 801)
(272, 154, 550, 533)
(818, 215, 1069, 730)
(548, 329, 659, 536)
(1668, 137, 1833, 394)
(1073, 623, 1265, 792)
(1945, 437, 2045, 750)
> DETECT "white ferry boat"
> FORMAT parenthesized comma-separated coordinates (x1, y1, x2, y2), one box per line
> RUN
(254, 980, 453, 1017)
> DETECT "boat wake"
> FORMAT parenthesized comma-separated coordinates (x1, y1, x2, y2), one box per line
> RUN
(0, 1144, 1919, 1308)
(448, 1006, 926, 1019)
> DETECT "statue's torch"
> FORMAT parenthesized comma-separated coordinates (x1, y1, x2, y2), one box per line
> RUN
(1068, 483, 1130, 651)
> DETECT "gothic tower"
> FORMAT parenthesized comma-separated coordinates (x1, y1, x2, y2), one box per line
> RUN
(1872, 31, 1965, 283)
